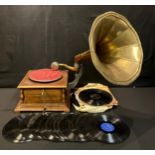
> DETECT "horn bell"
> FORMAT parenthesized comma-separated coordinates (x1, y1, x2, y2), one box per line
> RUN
(89, 11, 143, 85)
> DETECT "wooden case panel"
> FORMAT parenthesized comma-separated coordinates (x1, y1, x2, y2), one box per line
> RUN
(23, 88, 63, 96)
(23, 89, 65, 104)
(24, 95, 64, 103)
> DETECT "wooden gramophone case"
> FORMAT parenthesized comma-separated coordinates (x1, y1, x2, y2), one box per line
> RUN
(15, 70, 70, 112)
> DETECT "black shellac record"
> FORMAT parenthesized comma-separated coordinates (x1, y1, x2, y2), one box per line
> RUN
(2, 116, 21, 143)
(16, 113, 37, 143)
(36, 113, 49, 139)
(79, 89, 113, 106)
(46, 113, 62, 141)
(73, 113, 91, 142)
(25, 113, 42, 140)
(27, 113, 44, 140)
(87, 114, 130, 144)
(43, 113, 58, 140)
(75, 113, 95, 141)
(2, 114, 34, 143)
(54, 113, 69, 141)
(58, 113, 79, 142)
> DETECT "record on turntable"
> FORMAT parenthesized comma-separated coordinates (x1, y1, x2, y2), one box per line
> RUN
(28, 69, 63, 83)
(73, 83, 118, 113)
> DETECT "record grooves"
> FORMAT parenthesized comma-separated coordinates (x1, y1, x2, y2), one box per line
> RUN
(79, 89, 113, 106)
(87, 114, 130, 143)
(2, 113, 130, 144)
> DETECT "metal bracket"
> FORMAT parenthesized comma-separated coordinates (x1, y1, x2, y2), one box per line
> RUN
(69, 64, 83, 89)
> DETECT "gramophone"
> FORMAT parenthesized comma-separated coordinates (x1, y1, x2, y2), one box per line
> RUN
(15, 11, 143, 112)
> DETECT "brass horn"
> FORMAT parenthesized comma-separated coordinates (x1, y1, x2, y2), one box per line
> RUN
(52, 11, 143, 86)
(75, 11, 143, 85)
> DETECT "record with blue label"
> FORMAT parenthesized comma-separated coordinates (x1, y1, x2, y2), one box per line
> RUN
(86, 114, 130, 143)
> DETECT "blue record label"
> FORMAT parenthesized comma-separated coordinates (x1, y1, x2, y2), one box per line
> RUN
(100, 122, 115, 133)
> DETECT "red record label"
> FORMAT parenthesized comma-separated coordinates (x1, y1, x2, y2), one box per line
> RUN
(28, 69, 63, 82)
